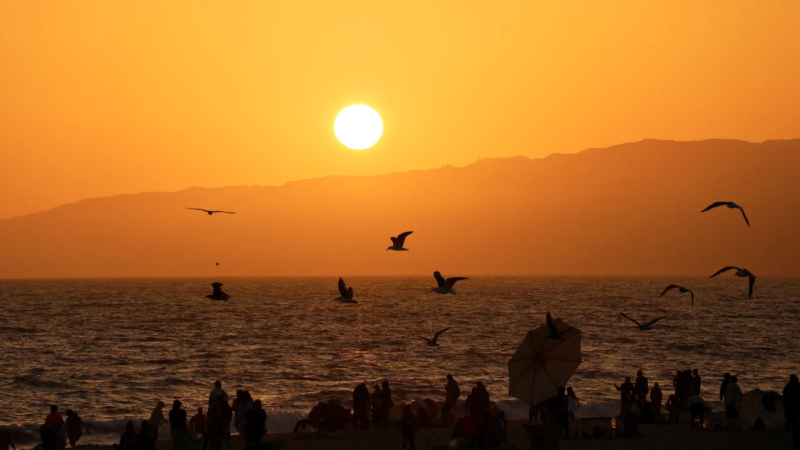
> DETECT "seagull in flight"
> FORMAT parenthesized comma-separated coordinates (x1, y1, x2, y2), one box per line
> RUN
(186, 208, 236, 216)
(431, 271, 469, 294)
(701, 202, 749, 226)
(660, 285, 695, 307)
(710, 266, 756, 298)
(422, 327, 451, 347)
(386, 231, 413, 251)
(206, 282, 230, 301)
(335, 278, 357, 304)
(619, 312, 666, 331)
(546, 312, 570, 341)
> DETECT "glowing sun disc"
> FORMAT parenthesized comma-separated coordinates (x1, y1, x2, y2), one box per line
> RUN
(334, 105, 383, 150)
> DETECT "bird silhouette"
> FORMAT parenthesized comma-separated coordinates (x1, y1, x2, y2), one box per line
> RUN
(431, 271, 469, 294)
(546, 312, 569, 341)
(701, 202, 749, 226)
(186, 208, 236, 216)
(386, 231, 413, 251)
(710, 266, 756, 298)
(660, 285, 695, 307)
(335, 278, 357, 304)
(619, 312, 666, 331)
(422, 327, 451, 347)
(206, 282, 230, 301)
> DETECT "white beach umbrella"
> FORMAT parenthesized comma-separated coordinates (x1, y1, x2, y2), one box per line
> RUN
(508, 318, 582, 406)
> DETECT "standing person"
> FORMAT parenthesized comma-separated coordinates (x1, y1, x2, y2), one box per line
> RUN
(43, 405, 65, 449)
(555, 387, 570, 439)
(189, 408, 206, 439)
(381, 381, 394, 428)
(566, 387, 580, 421)
(352, 383, 370, 431)
(230, 391, 242, 435)
(242, 400, 267, 444)
(112, 421, 137, 450)
(634, 371, 649, 406)
(681, 370, 694, 406)
(169, 400, 199, 450)
(444, 375, 461, 408)
(149, 402, 168, 441)
(693, 369, 702, 396)
(236, 391, 254, 436)
(719, 373, 731, 402)
(650, 383, 663, 415)
(138, 421, 157, 450)
(371, 385, 384, 426)
(204, 404, 227, 450)
(666, 395, 680, 424)
(208, 381, 228, 409)
(615, 377, 635, 413)
(64, 410, 89, 448)
(400, 406, 416, 450)
(725, 376, 743, 430)
(784, 375, 800, 449)
(45, 405, 65, 431)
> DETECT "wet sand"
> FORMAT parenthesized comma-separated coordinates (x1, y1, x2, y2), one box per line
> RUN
(74, 413, 794, 450)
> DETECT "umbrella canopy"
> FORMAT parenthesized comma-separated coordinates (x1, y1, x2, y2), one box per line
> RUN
(508, 318, 581, 406)
(740, 389, 785, 429)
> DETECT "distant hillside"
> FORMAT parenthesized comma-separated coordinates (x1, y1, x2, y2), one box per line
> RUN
(2, 139, 800, 278)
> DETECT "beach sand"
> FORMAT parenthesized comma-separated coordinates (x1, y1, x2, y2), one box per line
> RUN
(73, 413, 794, 450)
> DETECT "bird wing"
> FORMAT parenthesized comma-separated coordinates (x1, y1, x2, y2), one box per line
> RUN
(643, 316, 666, 327)
(396, 231, 413, 246)
(348, 286, 354, 300)
(187, 208, 210, 212)
(688, 289, 694, 307)
(710, 266, 739, 278)
(701, 202, 730, 212)
(660, 285, 679, 297)
(209, 211, 235, 214)
(738, 208, 750, 226)
(749, 274, 756, 299)
(546, 312, 558, 334)
(434, 271, 446, 287)
(212, 282, 222, 295)
(433, 327, 451, 341)
(619, 312, 641, 327)
(338, 278, 349, 298)
(390, 237, 398, 245)
(445, 277, 469, 289)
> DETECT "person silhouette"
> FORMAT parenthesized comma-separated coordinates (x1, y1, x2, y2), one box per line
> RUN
(445, 374, 461, 408)
(693, 369, 702, 395)
(783, 375, 800, 446)
(615, 377, 635, 413)
(650, 383, 663, 415)
(149, 402, 168, 441)
(242, 400, 267, 444)
(634, 371, 649, 406)
(112, 421, 136, 450)
(64, 410, 89, 448)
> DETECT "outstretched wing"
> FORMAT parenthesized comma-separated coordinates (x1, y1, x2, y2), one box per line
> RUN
(212, 282, 223, 295)
(209, 211, 236, 214)
(348, 286, 354, 300)
(748, 274, 756, 299)
(433, 327, 451, 341)
(619, 312, 641, 327)
(701, 202, 730, 212)
(660, 285, 679, 297)
(434, 271, 446, 287)
(643, 316, 666, 327)
(546, 312, 558, 334)
(688, 289, 695, 307)
(445, 277, 469, 289)
(710, 266, 739, 278)
(396, 231, 413, 246)
(338, 278, 349, 298)
(390, 237, 398, 245)
(738, 208, 750, 226)
(187, 208, 210, 212)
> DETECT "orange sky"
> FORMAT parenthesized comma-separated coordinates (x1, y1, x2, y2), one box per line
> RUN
(2, 0, 799, 221)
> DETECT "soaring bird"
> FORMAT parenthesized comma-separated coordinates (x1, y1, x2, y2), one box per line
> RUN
(431, 271, 469, 294)
(206, 282, 230, 301)
(619, 312, 666, 331)
(386, 231, 413, 251)
(660, 285, 695, 307)
(709, 266, 756, 298)
(701, 202, 749, 226)
(546, 312, 569, 341)
(335, 278, 357, 304)
(422, 327, 451, 347)
(186, 208, 236, 216)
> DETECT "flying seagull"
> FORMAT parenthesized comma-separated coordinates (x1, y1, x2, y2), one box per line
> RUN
(431, 271, 469, 294)
(422, 327, 451, 347)
(701, 202, 749, 226)
(660, 285, 695, 307)
(186, 208, 236, 216)
(546, 312, 570, 341)
(335, 278, 357, 304)
(710, 266, 756, 298)
(206, 282, 230, 301)
(386, 231, 413, 251)
(619, 312, 666, 331)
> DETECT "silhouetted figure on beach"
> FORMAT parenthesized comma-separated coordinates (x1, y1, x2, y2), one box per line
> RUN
(681, 370, 694, 405)
(148, 402, 168, 441)
(725, 376, 743, 430)
(666, 395, 680, 424)
(634, 371, 649, 406)
(650, 383, 663, 415)
(352, 383, 371, 430)
(445, 374, 461, 408)
(485, 411, 506, 449)
(693, 369, 702, 395)
(137, 421, 156, 450)
(615, 377, 635, 413)
(783, 375, 800, 447)
(555, 387, 570, 439)
(189, 408, 205, 438)
(401, 406, 416, 450)
(687, 394, 709, 429)
(204, 404, 227, 450)
(371, 385, 384, 426)
(112, 421, 137, 450)
(235, 391, 253, 435)
(381, 381, 394, 428)
(42, 405, 65, 449)
(64, 410, 89, 448)
(719, 372, 732, 402)
(0, 427, 17, 450)
(169, 400, 198, 450)
(567, 387, 580, 420)
(242, 400, 267, 444)
(231, 391, 242, 434)
(208, 381, 228, 408)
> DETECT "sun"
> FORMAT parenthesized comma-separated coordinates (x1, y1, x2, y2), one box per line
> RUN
(334, 105, 383, 150)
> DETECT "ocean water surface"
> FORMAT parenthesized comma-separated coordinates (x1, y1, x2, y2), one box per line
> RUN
(2, 276, 799, 444)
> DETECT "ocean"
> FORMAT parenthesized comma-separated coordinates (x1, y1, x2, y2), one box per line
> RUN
(2, 276, 799, 445)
